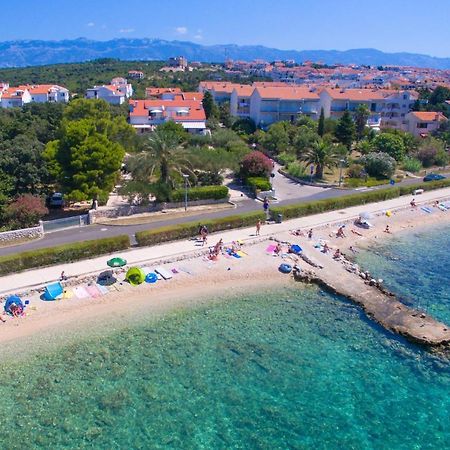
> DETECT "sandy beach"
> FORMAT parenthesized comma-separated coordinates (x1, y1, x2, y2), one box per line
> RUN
(1, 189, 450, 354)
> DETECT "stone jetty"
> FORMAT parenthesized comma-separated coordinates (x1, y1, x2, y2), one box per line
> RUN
(291, 242, 450, 347)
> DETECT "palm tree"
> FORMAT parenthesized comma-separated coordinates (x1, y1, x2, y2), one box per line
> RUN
(127, 129, 195, 189)
(300, 139, 339, 179)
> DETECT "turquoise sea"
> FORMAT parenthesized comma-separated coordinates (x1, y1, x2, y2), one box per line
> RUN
(0, 225, 450, 449)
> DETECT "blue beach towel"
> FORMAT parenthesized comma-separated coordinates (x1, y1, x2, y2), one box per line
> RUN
(421, 207, 432, 214)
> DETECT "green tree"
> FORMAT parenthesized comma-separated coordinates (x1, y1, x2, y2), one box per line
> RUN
(429, 86, 450, 105)
(300, 139, 339, 179)
(156, 121, 189, 144)
(127, 129, 195, 196)
(202, 91, 218, 119)
(219, 102, 234, 128)
(6, 194, 48, 229)
(317, 107, 325, 137)
(232, 118, 256, 135)
(0, 135, 49, 194)
(372, 133, 406, 161)
(335, 111, 356, 151)
(354, 104, 370, 141)
(44, 100, 128, 202)
(260, 121, 293, 154)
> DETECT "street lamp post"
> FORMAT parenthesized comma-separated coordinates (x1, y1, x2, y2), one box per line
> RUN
(182, 174, 189, 211)
(339, 159, 345, 187)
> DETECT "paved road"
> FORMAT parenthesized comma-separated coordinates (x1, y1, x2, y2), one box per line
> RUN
(1, 173, 447, 257)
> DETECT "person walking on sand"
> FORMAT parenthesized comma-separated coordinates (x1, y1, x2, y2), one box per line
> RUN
(256, 219, 261, 236)
(410, 198, 417, 208)
(307, 229, 313, 239)
(201, 226, 208, 246)
(384, 225, 391, 234)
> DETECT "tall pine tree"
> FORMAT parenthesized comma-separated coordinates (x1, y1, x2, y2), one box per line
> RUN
(335, 110, 356, 151)
(317, 107, 325, 137)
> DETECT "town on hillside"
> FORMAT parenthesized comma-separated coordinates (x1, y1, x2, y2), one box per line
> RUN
(0, 55, 448, 234)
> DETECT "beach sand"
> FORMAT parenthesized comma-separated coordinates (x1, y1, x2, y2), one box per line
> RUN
(1, 196, 450, 355)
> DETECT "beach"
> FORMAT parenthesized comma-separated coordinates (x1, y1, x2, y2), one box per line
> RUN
(1, 188, 450, 352)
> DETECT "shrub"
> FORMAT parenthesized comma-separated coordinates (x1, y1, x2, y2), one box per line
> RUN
(195, 171, 223, 186)
(246, 177, 271, 193)
(286, 161, 307, 178)
(435, 149, 449, 167)
(361, 152, 396, 179)
(0, 235, 130, 276)
(402, 157, 422, 173)
(346, 163, 365, 179)
(135, 211, 266, 246)
(171, 185, 229, 202)
(345, 177, 389, 188)
(232, 118, 256, 135)
(277, 152, 297, 165)
(240, 151, 273, 177)
(416, 137, 446, 167)
(7, 194, 48, 229)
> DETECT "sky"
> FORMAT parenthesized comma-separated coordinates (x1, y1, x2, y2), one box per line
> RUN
(1, 0, 449, 57)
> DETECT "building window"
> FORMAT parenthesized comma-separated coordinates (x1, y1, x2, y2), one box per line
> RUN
(417, 123, 428, 129)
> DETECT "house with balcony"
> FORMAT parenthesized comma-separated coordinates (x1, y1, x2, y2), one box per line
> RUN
(27, 84, 69, 103)
(129, 98, 206, 134)
(198, 81, 238, 104)
(230, 85, 254, 118)
(405, 111, 447, 137)
(319, 88, 418, 131)
(0, 87, 32, 108)
(249, 86, 320, 128)
(86, 78, 132, 105)
(128, 70, 144, 79)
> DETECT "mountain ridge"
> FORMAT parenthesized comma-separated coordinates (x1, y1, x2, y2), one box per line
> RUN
(0, 38, 449, 69)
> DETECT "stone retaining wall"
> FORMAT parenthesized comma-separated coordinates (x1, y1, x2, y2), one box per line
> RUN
(0, 224, 43, 244)
(89, 198, 229, 223)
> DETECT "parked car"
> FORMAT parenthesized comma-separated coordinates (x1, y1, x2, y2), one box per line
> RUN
(423, 173, 446, 182)
(48, 192, 64, 208)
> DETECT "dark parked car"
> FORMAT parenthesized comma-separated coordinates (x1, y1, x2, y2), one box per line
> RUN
(47, 192, 65, 208)
(423, 173, 446, 182)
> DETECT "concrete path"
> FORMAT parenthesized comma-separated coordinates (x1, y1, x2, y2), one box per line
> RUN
(1, 187, 449, 296)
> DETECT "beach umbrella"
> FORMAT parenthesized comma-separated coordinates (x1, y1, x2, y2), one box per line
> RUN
(107, 257, 127, 268)
(97, 270, 117, 286)
(359, 211, 373, 220)
(290, 244, 302, 255)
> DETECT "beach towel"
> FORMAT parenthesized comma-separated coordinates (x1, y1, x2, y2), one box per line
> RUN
(62, 290, 73, 299)
(73, 286, 90, 299)
(236, 250, 247, 257)
(86, 285, 101, 298)
(178, 266, 194, 275)
(266, 244, 276, 253)
(227, 250, 241, 258)
(96, 284, 109, 295)
(421, 206, 433, 214)
(155, 266, 173, 280)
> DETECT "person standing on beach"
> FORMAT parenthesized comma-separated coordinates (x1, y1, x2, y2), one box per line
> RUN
(308, 229, 313, 239)
(256, 220, 261, 236)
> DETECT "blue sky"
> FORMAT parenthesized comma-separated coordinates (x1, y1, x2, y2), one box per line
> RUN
(2, 0, 449, 57)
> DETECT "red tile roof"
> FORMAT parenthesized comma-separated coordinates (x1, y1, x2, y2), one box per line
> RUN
(255, 86, 320, 100)
(410, 111, 447, 122)
(129, 99, 206, 121)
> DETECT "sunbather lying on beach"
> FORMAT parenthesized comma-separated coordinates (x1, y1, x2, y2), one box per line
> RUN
(291, 229, 305, 236)
(336, 226, 346, 238)
(9, 303, 23, 318)
(351, 229, 363, 236)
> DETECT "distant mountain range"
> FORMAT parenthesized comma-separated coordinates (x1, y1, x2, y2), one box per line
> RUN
(0, 38, 449, 69)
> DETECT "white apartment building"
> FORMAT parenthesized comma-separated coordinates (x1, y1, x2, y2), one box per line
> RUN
(0, 84, 69, 108)
(249, 86, 320, 128)
(86, 78, 133, 105)
(229, 85, 254, 118)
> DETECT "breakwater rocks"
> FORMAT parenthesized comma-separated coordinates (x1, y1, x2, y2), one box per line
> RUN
(293, 251, 450, 347)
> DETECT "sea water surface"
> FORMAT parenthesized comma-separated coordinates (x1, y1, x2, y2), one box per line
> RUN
(1, 227, 450, 449)
(356, 223, 450, 324)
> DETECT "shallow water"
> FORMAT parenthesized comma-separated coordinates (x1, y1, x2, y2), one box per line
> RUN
(1, 282, 450, 449)
(356, 223, 450, 324)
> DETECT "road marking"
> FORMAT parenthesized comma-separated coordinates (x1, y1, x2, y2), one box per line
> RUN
(101, 228, 108, 231)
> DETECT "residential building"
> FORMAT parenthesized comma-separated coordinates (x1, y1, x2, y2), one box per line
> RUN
(128, 70, 144, 79)
(230, 85, 254, 118)
(405, 111, 447, 137)
(0, 87, 32, 108)
(145, 87, 183, 99)
(168, 56, 188, 69)
(198, 81, 237, 104)
(129, 97, 206, 134)
(86, 78, 133, 105)
(249, 86, 320, 127)
(319, 88, 418, 130)
(27, 84, 69, 103)
(0, 84, 69, 108)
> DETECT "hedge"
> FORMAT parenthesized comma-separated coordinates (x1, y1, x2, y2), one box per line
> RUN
(0, 235, 130, 276)
(135, 211, 266, 247)
(171, 185, 229, 202)
(246, 177, 271, 193)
